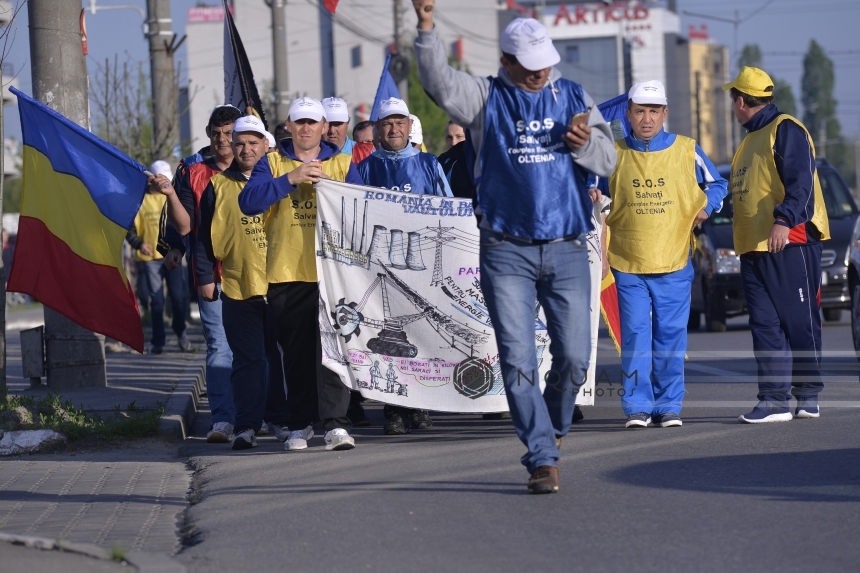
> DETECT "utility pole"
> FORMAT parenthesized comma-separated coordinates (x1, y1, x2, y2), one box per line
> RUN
(393, 0, 408, 103)
(147, 0, 178, 162)
(271, 0, 290, 122)
(28, 0, 107, 388)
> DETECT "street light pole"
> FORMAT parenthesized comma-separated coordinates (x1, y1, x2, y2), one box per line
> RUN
(271, 0, 290, 122)
(28, 0, 107, 389)
(146, 0, 179, 162)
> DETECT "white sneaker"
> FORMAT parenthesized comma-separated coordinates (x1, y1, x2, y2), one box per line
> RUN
(324, 428, 356, 451)
(273, 424, 291, 442)
(258, 421, 269, 436)
(207, 421, 234, 443)
(285, 425, 314, 451)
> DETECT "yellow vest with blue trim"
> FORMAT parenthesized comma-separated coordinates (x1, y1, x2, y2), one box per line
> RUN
(264, 150, 353, 283)
(133, 192, 167, 262)
(730, 114, 830, 254)
(607, 136, 707, 274)
(210, 173, 269, 300)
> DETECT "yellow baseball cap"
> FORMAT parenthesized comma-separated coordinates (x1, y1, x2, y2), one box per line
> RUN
(722, 67, 775, 98)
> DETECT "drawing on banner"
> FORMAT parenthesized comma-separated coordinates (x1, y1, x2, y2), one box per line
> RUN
(316, 180, 564, 413)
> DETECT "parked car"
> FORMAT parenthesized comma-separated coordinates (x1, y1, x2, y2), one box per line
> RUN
(690, 159, 858, 331)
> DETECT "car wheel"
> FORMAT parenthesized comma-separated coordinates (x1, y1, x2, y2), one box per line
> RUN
(704, 287, 726, 332)
(687, 310, 701, 330)
(852, 285, 860, 362)
(822, 308, 842, 322)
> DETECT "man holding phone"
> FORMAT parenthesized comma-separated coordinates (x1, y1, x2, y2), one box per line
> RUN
(412, 0, 616, 494)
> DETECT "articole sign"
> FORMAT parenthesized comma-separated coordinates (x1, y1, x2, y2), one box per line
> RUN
(553, 2, 650, 26)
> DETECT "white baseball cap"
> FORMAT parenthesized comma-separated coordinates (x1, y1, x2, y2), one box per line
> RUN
(628, 80, 668, 106)
(408, 114, 423, 146)
(322, 97, 349, 123)
(233, 115, 268, 138)
(150, 160, 173, 179)
(265, 131, 276, 148)
(288, 97, 326, 122)
(500, 18, 560, 72)
(377, 97, 410, 120)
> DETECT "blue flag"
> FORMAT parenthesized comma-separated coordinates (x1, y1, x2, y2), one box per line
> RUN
(370, 54, 402, 121)
(597, 92, 631, 141)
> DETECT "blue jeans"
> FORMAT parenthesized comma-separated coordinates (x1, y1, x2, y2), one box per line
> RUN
(613, 260, 693, 417)
(139, 260, 187, 347)
(199, 284, 235, 425)
(479, 230, 591, 473)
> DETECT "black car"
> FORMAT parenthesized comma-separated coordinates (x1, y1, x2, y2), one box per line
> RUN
(690, 159, 858, 331)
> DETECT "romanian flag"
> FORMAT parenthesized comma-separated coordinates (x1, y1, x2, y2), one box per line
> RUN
(7, 87, 147, 352)
(600, 272, 622, 355)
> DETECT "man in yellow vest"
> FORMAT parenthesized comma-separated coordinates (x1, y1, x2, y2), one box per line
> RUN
(195, 116, 289, 450)
(239, 97, 364, 452)
(723, 67, 830, 423)
(132, 160, 189, 354)
(607, 80, 728, 429)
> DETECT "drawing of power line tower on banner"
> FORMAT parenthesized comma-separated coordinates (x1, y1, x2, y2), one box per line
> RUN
(425, 221, 455, 286)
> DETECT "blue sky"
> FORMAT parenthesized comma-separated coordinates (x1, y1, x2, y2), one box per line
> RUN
(2, 0, 858, 143)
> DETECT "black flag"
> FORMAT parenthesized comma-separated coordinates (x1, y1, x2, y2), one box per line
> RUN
(223, 0, 268, 129)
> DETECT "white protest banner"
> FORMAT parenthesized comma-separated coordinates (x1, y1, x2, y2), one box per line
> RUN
(315, 179, 598, 412)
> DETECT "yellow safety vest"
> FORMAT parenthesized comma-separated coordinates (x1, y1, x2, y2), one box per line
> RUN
(210, 173, 269, 300)
(264, 151, 353, 283)
(133, 192, 167, 262)
(607, 136, 707, 274)
(731, 114, 830, 254)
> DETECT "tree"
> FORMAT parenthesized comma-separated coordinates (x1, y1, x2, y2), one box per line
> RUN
(802, 39, 853, 186)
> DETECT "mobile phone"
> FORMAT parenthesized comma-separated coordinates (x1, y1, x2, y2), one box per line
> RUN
(569, 106, 592, 130)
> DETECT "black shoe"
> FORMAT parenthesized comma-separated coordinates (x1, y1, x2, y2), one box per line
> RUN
(384, 412, 410, 435)
(411, 410, 433, 429)
(347, 402, 372, 427)
(482, 412, 512, 420)
(572, 405, 584, 423)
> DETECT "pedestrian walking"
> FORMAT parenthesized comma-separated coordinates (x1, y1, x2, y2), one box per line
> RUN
(723, 67, 831, 423)
(195, 115, 290, 450)
(155, 104, 242, 443)
(239, 97, 364, 452)
(605, 81, 727, 429)
(412, 0, 616, 493)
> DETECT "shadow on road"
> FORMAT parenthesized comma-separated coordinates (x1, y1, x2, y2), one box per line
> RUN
(606, 448, 860, 502)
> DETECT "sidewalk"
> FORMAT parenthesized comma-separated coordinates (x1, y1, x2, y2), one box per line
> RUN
(2, 309, 208, 572)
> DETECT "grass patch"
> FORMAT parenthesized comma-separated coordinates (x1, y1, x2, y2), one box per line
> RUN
(0, 393, 165, 441)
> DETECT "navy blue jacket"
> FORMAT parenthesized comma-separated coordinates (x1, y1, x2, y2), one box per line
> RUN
(744, 104, 819, 239)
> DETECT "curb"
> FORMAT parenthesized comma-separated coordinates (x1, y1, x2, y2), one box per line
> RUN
(159, 358, 207, 440)
(0, 532, 187, 573)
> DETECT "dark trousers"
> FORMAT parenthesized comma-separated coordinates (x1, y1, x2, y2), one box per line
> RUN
(221, 293, 289, 433)
(267, 282, 351, 432)
(139, 260, 187, 347)
(740, 243, 824, 403)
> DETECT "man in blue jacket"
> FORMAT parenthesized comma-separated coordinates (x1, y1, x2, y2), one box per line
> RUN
(357, 97, 451, 435)
(238, 97, 365, 452)
(412, 1, 616, 494)
(723, 67, 830, 423)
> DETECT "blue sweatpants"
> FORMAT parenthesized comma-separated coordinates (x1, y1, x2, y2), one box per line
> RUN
(613, 260, 694, 416)
(740, 244, 823, 404)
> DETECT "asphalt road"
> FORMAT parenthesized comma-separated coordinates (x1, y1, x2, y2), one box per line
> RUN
(176, 317, 860, 573)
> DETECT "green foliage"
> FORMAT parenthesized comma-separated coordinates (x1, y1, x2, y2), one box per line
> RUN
(738, 45, 763, 69)
(406, 51, 471, 156)
(3, 176, 22, 213)
(0, 393, 165, 442)
(800, 39, 853, 187)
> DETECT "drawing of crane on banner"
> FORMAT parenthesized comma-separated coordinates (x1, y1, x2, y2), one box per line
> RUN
(331, 265, 489, 358)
